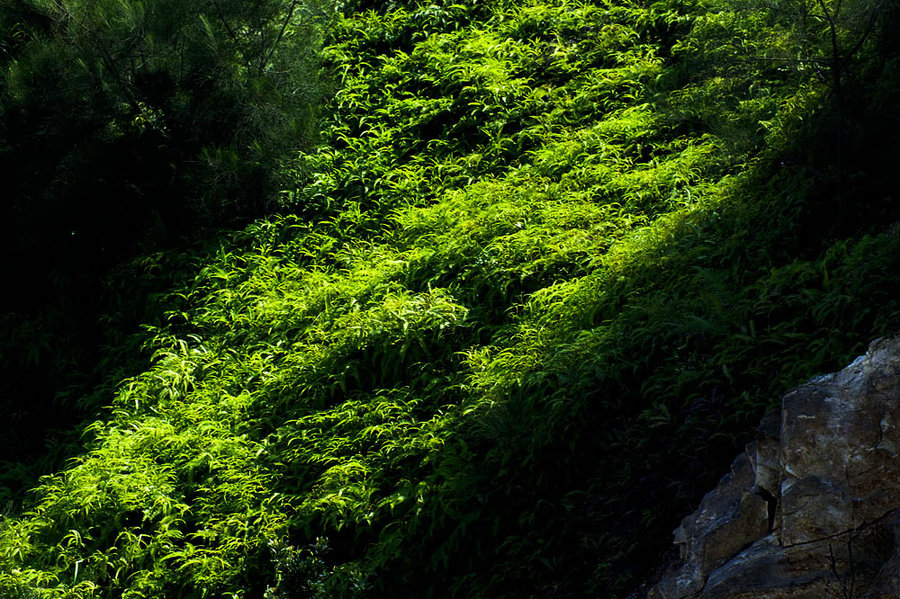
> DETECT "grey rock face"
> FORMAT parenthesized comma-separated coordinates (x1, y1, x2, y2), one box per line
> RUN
(648, 336, 900, 599)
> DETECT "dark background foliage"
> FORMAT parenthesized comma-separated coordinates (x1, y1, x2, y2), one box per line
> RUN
(0, 0, 328, 471)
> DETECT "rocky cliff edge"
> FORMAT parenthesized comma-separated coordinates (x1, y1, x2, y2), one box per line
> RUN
(649, 335, 900, 599)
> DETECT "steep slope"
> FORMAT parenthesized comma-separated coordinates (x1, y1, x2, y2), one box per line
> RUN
(2, 0, 900, 597)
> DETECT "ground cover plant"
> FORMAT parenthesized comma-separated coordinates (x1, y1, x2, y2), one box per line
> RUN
(1, 0, 900, 596)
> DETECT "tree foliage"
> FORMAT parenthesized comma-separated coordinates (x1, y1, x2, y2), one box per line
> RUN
(0, 0, 328, 486)
(0, 0, 328, 311)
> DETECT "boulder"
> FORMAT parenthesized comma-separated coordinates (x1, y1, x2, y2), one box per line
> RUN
(648, 335, 900, 599)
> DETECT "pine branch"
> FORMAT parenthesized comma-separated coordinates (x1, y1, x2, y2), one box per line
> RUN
(263, 0, 299, 74)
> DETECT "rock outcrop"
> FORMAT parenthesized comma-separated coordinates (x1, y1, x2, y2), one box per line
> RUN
(649, 335, 900, 599)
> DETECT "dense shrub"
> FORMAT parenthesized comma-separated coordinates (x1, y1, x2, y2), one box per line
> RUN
(1, 0, 899, 596)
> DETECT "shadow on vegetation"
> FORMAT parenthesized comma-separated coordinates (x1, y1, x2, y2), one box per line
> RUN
(1, 0, 899, 597)
(343, 20, 900, 595)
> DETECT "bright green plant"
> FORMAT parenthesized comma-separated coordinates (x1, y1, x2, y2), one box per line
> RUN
(1, 0, 900, 598)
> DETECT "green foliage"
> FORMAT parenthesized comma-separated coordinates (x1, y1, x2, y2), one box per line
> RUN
(265, 537, 369, 599)
(0, 0, 328, 215)
(2, 0, 900, 597)
(0, 0, 330, 498)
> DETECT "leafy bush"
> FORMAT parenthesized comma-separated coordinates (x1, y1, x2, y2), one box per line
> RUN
(1, 0, 899, 597)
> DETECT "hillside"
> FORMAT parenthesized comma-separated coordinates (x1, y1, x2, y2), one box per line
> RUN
(2, 0, 900, 596)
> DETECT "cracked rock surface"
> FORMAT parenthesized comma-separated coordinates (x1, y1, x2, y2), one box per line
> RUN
(648, 335, 900, 599)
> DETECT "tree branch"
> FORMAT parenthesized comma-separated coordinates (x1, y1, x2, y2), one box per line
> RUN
(263, 0, 299, 72)
(208, 0, 243, 53)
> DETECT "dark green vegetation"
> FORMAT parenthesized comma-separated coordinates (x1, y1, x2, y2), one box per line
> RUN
(0, 0, 328, 468)
(1, 0, 899, 596)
